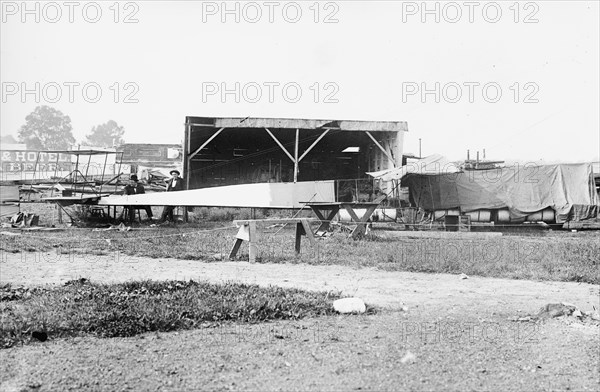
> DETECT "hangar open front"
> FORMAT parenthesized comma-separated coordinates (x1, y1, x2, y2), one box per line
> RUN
(183, 116, 408, 196)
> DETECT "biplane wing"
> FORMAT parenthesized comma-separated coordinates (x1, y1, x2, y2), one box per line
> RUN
(97, 181, 335, 209)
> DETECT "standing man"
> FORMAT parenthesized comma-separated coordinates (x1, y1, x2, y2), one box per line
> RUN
(159, 169, 184, 223)
(120, 174, 153, 222)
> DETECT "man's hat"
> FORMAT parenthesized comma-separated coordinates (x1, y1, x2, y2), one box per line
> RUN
(170, 170, 180, 176)
(130, 174, 139, 181)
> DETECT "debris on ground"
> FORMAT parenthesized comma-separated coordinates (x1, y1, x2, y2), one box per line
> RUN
(536, 303, 577, 318)
(333, 297, 366, 314)
(511, 302, 600, 324)
(0, 231, 20, 236)
(8, 212, 40, 228)
(459, 273, 469, 280)
(400, 350, 416, 364)
(92, 223, 131, 232)
(64, 278, 89, 286)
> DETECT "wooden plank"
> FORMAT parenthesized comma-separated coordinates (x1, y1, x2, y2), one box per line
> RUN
(229, 239, 243, 260)
(366, 131, 396, 167)
(382, 231, 503, 239)
(298, 129, 330, 162)
(265, 128, 295, 163)
(233, 218, 317, 225)
(188, 127, 225, 160)
(563, 220, 600, 230)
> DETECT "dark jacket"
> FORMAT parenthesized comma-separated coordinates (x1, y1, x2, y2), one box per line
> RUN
(124, 183, 145, 195)
(166, 178, 185, 192)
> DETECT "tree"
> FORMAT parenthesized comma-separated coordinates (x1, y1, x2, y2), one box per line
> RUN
(84, 120, 125, 148)
(18, 106, 76, 150)
(0, 134, 17, 144)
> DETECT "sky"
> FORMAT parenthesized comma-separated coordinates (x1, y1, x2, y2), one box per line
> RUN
(1, 0, 599, 162)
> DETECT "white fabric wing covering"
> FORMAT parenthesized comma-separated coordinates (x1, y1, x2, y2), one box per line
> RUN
(98, 181, 335, 208)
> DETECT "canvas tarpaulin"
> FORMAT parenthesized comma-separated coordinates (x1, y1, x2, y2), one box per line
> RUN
(401, 163, 599, 223)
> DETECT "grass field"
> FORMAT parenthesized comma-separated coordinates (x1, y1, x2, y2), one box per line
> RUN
(2, 222, 599, 284)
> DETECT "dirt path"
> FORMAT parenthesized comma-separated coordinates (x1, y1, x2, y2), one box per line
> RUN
(1, 252, 599, 391)
(2, 252, 598, 313)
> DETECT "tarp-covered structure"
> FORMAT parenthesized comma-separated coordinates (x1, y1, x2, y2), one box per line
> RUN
(369, 155, 600, 223)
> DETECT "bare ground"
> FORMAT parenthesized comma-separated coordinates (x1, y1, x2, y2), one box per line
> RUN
(1, 253, 599, 391)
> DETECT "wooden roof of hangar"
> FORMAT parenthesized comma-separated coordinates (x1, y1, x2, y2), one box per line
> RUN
(185, 116, 408, 133)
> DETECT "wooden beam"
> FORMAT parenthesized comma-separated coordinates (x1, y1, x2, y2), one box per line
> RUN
(184, 122, 191, 191)
(366, 131, 396, 167)
(264, 128, 295, 163)
(183, 123, 191, 222)
(294, 128, 299, 183)
(298, 129, 330, 163)
(189, 127, 225, 160)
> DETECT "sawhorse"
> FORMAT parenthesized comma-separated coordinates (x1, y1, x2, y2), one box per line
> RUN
(229, 218, 317, 263)
(307, 201, 383, 239)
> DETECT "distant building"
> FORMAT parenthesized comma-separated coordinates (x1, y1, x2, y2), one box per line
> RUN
(117, 143, 182, 168)
(0, 146, 118, 181)
(115, 143, 183, 182)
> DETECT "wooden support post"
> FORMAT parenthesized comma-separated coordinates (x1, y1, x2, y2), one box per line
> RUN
(365, 131, 396, 167)
(295, 222, 304, 254)
(229, 239, 243, 260)
(342, 204, 380, 239)
(248, 221, 258, 263)
(230, 218, 317, 262)
(229, 222, 259, 262)
(294, 128, 299, 183)
(100, 153, 108, 194)
(310, 206, 340, 236)
(301, 219, 317, 247)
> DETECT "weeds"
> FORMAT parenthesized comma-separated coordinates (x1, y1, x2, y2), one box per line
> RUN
(0, 280, 342, 348)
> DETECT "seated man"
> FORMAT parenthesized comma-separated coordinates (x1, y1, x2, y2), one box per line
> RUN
(121, 174, 153, 222)
(158, 170, 184, 223)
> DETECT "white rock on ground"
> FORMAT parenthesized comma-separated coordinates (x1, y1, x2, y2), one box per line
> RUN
(400, 350, 417, 364)
(333, 298, 366, 314)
